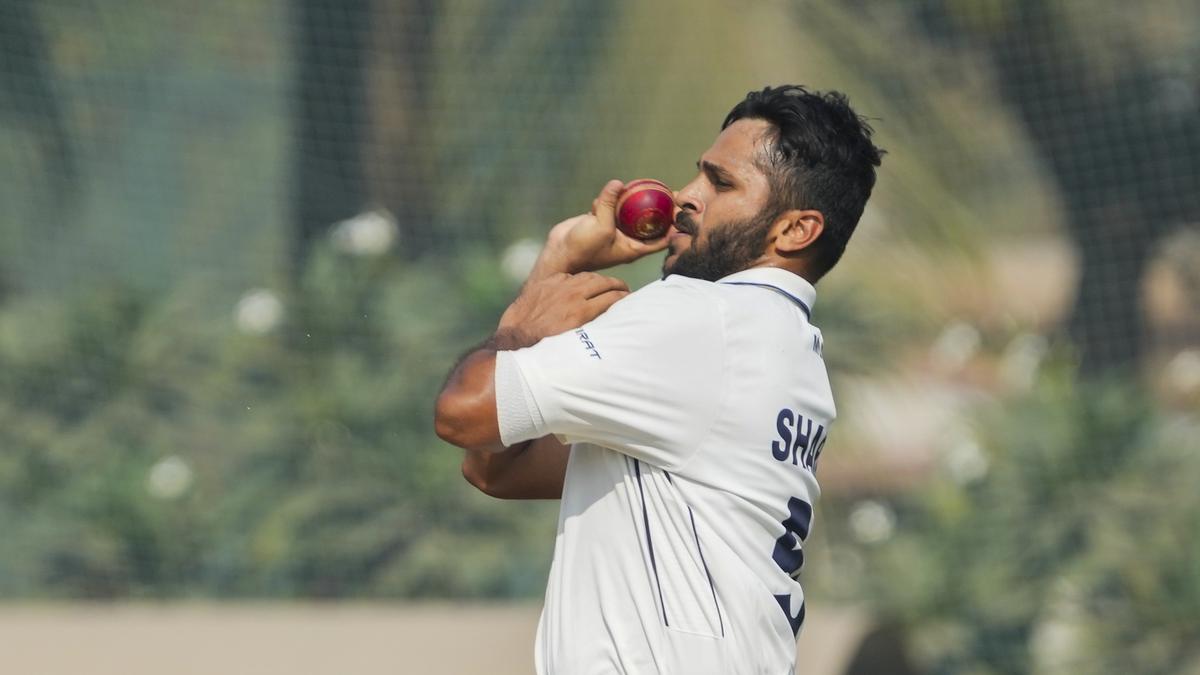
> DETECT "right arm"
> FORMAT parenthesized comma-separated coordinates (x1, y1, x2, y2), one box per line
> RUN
(434, 180, 669, 498)
(527, 179, 670, 283)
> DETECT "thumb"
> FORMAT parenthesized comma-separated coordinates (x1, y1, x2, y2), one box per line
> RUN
(592, 179, 624, 227)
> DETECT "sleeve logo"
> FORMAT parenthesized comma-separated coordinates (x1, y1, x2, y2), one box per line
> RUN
(575, 328, 602, 359)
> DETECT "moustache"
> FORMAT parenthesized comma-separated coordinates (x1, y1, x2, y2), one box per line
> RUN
(674, 211, 698, 236)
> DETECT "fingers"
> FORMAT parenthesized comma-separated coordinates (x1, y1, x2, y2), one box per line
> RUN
(507, 272, 630, 337)
(571, 271, 629, 298)
(584, 288, 629, 315)
(590, 179, 624, 223)
(625, 235, 671, 254)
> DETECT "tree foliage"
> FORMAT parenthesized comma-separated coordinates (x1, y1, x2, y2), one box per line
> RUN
(816, 365, 1200, 674)
(0, 242, 557, 598)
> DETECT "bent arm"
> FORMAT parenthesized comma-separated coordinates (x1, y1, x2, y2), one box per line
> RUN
(434, 346, 506, 454)
(435, 271, 629, 498)
(435, 271, 630, 449)
(435, 178, 664, 498)
(435, 336, 570, 499)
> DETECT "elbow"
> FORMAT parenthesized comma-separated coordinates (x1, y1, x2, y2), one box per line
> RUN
(435, 389, 499, 453)
(434, 393, 455, 444)
(441, 408, 501, 497)
(434, 349, 499, 451)
(440, 398, 500, 497)
(434, 390, 469, 448)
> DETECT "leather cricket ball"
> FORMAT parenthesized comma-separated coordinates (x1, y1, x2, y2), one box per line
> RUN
(615, 179, 674, 240)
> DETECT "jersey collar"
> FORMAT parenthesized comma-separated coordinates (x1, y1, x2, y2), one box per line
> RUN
(716, 267, 817, 318)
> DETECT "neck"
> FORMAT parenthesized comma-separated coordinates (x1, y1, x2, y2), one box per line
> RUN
(750, 256, 814, 284)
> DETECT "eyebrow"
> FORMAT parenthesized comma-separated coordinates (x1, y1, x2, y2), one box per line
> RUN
(697, 159, 735, 185)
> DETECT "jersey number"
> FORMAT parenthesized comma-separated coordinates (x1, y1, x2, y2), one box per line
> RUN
(771, 496, 812, 636)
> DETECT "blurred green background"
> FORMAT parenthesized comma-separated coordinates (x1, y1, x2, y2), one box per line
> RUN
(0, 1, 1198, 673)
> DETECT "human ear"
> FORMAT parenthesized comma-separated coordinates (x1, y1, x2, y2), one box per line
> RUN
(772, 209, 824, 254)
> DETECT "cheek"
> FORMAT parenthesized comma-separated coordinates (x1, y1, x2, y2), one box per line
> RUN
(668, 236, 692, 256)
(700, 204, 735, 233)
(717, 196, 760, 222)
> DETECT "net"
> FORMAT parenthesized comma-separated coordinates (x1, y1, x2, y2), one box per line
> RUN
(0, 1, 1197, 672)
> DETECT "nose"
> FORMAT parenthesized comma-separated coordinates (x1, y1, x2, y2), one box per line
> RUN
(674, 180, 704, 217)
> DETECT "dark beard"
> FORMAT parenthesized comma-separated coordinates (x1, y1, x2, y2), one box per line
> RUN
(663, 207, 777, 282)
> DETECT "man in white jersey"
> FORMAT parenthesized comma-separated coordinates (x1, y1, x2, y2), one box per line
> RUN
(435, 85, 883, 675)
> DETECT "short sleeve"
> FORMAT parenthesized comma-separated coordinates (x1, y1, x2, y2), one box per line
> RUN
(500, 278, 726, 471)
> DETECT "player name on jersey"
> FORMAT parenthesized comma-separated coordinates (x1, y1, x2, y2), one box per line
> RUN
(771, 409, 828, 473)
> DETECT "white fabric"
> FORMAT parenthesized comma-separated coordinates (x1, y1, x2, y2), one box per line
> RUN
(495, 349, 543, 449)
(498, 267, 836, 675)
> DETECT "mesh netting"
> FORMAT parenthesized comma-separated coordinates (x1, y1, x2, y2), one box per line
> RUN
(1, 1, 1198, 672)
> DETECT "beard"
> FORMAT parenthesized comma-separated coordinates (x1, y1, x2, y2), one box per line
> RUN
(663, 207, 777, 282)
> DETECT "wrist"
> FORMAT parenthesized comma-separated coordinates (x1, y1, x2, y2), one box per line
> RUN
(529, 238, 577, 280)
(486, 325, 537, 351)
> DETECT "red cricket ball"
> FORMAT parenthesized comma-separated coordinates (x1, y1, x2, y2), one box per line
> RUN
(615, 179, 674, 240)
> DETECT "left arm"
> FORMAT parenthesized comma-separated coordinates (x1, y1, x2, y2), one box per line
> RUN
(434, 272, 630, 452)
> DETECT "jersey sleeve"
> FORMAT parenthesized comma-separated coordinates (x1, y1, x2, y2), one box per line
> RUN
(497, 278, 726, 471)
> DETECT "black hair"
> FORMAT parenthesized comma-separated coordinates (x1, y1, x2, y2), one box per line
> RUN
(722, 85, 884, 279)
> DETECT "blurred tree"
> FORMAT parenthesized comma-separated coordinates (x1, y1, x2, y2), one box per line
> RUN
(843, 623, 920, 675)
(923, 0, 1200, 373)
(0, 0, 77, 294)
(428, 0, 617, 249)
(817, 365, 1200, 674)
(291, 0, 372, 278)
(0, 242, 558, 599)
(361, 0, 436, 259)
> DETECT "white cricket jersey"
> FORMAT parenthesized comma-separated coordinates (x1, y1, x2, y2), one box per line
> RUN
(495, 267, 835, 675)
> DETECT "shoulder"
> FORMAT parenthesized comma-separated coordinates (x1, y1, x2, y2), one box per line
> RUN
(621, 276, 721, 314)
(572, 276, 726, 359)
(591, 276, 725, 338)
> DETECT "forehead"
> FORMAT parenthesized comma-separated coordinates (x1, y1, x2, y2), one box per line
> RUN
(701, 118, 774, 181)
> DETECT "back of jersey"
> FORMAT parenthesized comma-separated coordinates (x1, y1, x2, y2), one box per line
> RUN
(672, 270, 834, 655)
